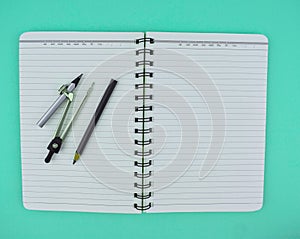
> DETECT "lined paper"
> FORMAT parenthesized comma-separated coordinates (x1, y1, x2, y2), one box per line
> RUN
(20, 32, 143, 213)
(20, 32, 268, 214)
(146, 32, 268, 212)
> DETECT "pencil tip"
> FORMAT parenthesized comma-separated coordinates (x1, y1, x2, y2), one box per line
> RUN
(73, 152, 80, 165)
(72, 74, 83, 87)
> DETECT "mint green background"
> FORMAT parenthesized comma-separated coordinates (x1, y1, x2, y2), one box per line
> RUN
(1, 0, 300, 238)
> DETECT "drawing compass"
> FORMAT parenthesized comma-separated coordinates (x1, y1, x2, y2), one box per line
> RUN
(44, 82, 94, 163)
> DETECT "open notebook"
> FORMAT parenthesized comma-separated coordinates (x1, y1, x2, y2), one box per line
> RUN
(19, 32, 268, 213)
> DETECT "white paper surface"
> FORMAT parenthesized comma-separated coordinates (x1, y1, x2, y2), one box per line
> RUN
(19, 32, 143, 213)
(20, 31, 269, 214)
(146, 32, 268, 212)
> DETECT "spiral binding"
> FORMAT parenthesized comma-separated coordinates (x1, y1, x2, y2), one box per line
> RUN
(134, 160, 152, 167)
(135, 149, 152, 156)
(135, 72, 153, 78)
(135, 95, 153, 101)
(135, 128, 152, 134)
(136, 60, 153, 67)
(135, 83, 153, 89)
(134, 192, 152, 199)
(135, 106, 153, 112)
(135, 37, 155, 44)
(135, 117, 152, 122)
(134, 203, 152, 211)
(134, 182, 152, 189)
(136, 49, 153, 55)
(134, 171, 152, 178)
(134, 36, 154, 211)
(135, 139, 152, 145)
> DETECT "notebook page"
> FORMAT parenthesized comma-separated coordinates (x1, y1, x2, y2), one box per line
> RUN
(146, 32, 268, 212)
(19, 32, 143, 213)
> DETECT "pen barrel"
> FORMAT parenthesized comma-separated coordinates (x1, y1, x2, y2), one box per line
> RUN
(94, 80, 117, 124)
(76, 79, 117, 155)
(37, 83, 75, 127)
